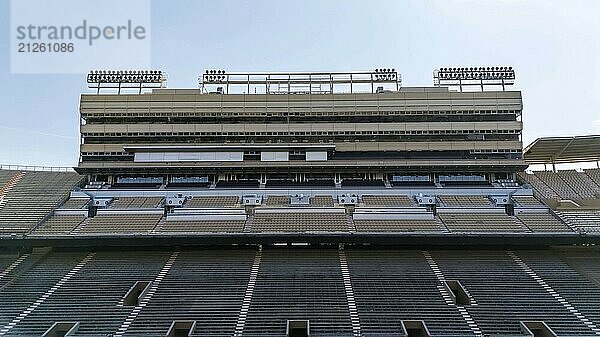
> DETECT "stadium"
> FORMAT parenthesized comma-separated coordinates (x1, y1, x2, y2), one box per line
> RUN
(0, 66, 599, 337)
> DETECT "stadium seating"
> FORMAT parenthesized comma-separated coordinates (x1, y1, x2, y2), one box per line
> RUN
(512, 195, 545, 208)
(0, 170, 18, 189)
(0, 171, 83, 235)
(345, 249, 473, 336)
(310, 195, 335, 207)
(156, 219, 245, 233)
(353, 219, 445, 232)
(534, 171, 581, 201)
(361, 195, 416, 207)
(0, 247, 599, 335)
(3, 251, 171, 336)
(243, 249, 353, 336)
(264, 195, 290, 206)
(584, 168, 600, 189)
(518, 250, 600, 333)
(109, 197, 163, 209)
(557, 170, 600, 199)
(556, 210, 600, 234)
(0, 251, 90, 329)
(438, 212, 527, 232)
(438, 195, 493, 207)
(515, 212, 573, 232)
(58, 197, 90, 209)
(517, 172, 560, 201)
(77, 214, 162, 234)
(184, 196, 239, 208)
(251, 212, 348, 232)
(431, 250, 594, 336)
(124, 249, 256, 336)
(32, 215, 86, 235)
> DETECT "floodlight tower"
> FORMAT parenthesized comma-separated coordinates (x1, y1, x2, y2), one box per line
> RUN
(86, 70, 167, 94)
(433, 66, 515, 92)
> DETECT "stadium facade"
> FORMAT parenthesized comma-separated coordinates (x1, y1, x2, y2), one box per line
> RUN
(0, 67, 599, 337)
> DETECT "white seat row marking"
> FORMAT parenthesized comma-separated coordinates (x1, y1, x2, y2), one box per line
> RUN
(339, 247, 362, 337)
(234, 248, 263, 337)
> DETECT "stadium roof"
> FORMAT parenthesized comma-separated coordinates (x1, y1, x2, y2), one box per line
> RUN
(523, 135, 600, 164)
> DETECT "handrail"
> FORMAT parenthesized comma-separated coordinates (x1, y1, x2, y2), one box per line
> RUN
(0, 164, 75, 172)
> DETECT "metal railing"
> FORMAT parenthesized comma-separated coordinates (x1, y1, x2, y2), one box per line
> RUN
(0, 164, 75, 172)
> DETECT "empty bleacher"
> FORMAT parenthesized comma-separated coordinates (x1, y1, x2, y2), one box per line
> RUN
(109, 196, 163, 209)
(517, 172, 560, 201)
(184, 196, 239, 208)
(77, 214, 162, 234)
(4, 251, 171, 336)
(309, 195, 334, 207)
(156, 219, 245, 233)
(534, 171, 582, 201)
(584, 168, 600, 189)
(264, 195, 290, 207)
(0, 251, 89, 329)
(0, 171, 83, 235)
(0, 170, 18, 188)
(58, 197, 90, 209)
(512, 195, 545, 208)
(515, 212, 573, 232)
(353, 219, 444, 232)
(32, 215, 86, 235)
(431, 250, 594, 336)
(438, 212, 527, 232)
(361, 195, 416, 207)
(345, 249, 473, 336)
(556, 210, 600, 234)
(251, 211, 348, 232)
(124, 249, 256, 336)
(519, 250, 600, 332)
(438, 195, 493, 208)
(558, 170, 600, 199)
(243, 248, 353, 336)
(0, 248, 599, 335)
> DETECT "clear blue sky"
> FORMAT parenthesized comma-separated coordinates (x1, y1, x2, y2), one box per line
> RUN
(1, 0, 599, 167)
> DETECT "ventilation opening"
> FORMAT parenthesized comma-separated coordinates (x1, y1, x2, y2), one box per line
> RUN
(287, 320, 310, 337)
(444, 280, 471, 305)
(166, 321, 196, 337)
(42, 322, 79, 337)
(521, 321, 557, 337)
(402, 320, 431, 337)
(123, 281, 151, 306)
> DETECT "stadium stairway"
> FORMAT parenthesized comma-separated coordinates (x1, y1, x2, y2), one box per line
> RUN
(430, 250, 597, 336)
(0, 172, 25, 210)
(515, 251, 600, 333)
(243, 215, 254, 233)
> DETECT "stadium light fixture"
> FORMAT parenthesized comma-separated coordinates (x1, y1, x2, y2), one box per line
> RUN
(433, 66, 515, 91)
(198, 68, 401, 94)
(87, 70, 166, 94)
